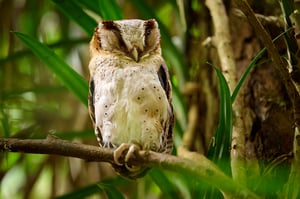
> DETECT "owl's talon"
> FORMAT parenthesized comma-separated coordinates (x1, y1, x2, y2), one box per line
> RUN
(125, 144, 139, 162)
(125, 163, 141, 172)
(113, 143, 141, 170)
(113, 143, 131, 166)
(124, 144, 141, 172)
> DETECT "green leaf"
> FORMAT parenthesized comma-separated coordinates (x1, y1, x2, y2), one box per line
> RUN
(97, 183, 125, 199)
(172, 81, 187, 136)
(207, 63, 232, 176)
(205, 64, 232, 199)
(74, 0, 123, 20)
(149, 169, 181, 199)
(1, 86, 67, 100)
(56, 177, 128, 199)
(51, 0, 97, 36)
(55, 184, 101, 199)
(14, 32, 88, 107)
(73, 0, 102, 17)
(280, 0, 294, 26)
(98, 0, 123, 20)
(0, 38, 89, 66)
(29, 130, 94, 140)
(0, 107, 10, 137)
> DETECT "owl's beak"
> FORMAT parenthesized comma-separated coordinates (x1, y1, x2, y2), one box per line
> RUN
(131, 47, 139, 62)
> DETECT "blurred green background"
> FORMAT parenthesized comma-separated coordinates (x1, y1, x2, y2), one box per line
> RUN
(0, 0, 191, 198)
(1, 0, 298, 198)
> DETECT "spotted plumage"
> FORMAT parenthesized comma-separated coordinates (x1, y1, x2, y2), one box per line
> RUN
(88, 19, 174, 179)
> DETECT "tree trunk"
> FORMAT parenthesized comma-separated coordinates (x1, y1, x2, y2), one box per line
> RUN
(184, 0, 296, 196)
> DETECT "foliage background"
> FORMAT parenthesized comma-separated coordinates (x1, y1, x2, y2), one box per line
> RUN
(1, 1, 189, 198)
(1, 0, 299, 198)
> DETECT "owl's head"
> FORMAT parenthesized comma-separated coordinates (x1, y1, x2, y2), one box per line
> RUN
(90, 19, 161, 62)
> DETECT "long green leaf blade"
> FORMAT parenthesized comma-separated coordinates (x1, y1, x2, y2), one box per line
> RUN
(74, 0, 123, 20)
(55, 184, 101, 199)
(149, 169, 181, 199)
(97, 183, 125, 199)
(0, 107, 10, 137)
(98, 0, 123, 20)
(205, 64, 233, 199)
(52, 0, 97, 36)
(207, 64, 232, 175)
(14, 32, 88, 107)
(56, 177, 128, 199)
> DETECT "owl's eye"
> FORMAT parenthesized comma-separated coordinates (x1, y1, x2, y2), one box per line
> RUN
(144, 19, 155, 37)
(145, 29, 151, 36)
(102, 20, 118, 30)
(101, 20, 127, 51)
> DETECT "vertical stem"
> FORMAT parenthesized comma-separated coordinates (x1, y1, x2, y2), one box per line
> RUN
(205, 0, 237, 93)
(205, 0, 247, 183)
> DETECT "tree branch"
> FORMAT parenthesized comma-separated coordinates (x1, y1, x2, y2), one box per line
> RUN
(0, 136, 114, 163)
(0, 137, 259, 199)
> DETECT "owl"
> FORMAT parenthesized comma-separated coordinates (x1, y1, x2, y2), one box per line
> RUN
(88, 19, 174, 179)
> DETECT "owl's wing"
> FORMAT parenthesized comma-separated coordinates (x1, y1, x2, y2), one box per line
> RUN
(88, 78, 103, 146)
(157, 62, 174, 154)
(88, 78, 95, 125)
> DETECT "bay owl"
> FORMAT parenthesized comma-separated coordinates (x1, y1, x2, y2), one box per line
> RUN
(88, 19, 174, 179)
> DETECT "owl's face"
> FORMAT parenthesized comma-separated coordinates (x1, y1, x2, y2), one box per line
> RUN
(90, 19, 161, 62)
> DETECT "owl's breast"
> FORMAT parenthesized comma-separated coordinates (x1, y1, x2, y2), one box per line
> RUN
(93, 63, 169, 151)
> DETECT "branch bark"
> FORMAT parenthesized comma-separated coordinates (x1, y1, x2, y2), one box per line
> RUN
(0, 136, 114, 162)
(0, 137, 259, 199)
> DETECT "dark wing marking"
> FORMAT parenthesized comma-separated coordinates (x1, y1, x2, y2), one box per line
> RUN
(88, 78, 95, 125)
(157, 63, 170, 100)
(88, 78, 103, 146)
(157, 62, 174, 154)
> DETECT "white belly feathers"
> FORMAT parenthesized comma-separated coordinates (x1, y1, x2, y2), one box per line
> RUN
(94, 65, 169, 151)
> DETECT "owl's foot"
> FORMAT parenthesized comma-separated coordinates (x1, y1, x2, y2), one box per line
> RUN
(113, 143, 141, 172)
